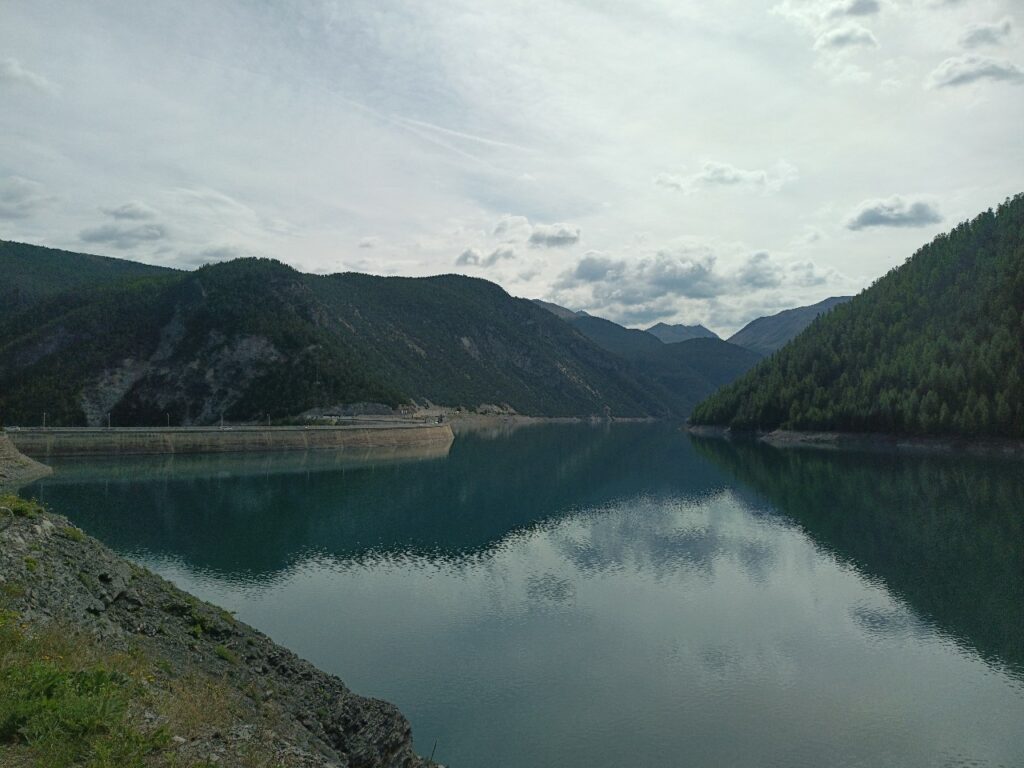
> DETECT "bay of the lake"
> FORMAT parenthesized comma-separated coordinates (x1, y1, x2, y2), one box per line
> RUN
(22, 423, 1024, 768)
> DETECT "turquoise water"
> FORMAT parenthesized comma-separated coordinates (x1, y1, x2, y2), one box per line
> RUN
(22, 424, 1024, 767)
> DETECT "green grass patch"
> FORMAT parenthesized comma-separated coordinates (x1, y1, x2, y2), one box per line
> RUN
(0, 612, 168, 767)
(23, 557, 38, 573)
(61, 526, 87, 543)
(213, 645, 238, 666)
(0, 495, 44, 519)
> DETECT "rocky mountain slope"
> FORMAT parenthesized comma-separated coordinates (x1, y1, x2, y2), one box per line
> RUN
(0, 496, 432, 767)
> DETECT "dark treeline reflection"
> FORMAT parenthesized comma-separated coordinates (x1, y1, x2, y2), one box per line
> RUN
(692, 436, 1024, 674)
(26, 423, 731, 580)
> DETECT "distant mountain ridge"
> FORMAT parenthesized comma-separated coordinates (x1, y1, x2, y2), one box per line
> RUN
(564, 315, 762, 415)
(691, 193, 1024, 438)
(726, 296, 853, 356)
(646, 322, 719, 344)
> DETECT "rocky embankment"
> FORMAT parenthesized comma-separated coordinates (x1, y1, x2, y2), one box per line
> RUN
(0, 432, 52, 486)
(0, 500, 435, 768)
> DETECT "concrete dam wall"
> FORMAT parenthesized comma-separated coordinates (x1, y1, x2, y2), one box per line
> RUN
(6, 423, 455, 458)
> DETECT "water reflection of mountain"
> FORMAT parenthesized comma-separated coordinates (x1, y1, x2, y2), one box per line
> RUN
(691, 436, 1024, 674)
(25, 424, 731, 581)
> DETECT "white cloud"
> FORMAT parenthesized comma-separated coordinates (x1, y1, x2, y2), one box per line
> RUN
(493, 214, 532, 242)
(927, 54, 1023, 87)
(814, 23, 879, 50)
(358, 236, 379, 248)
(528, 223, 580, 248)
(655, 161, 798, 194)
(959, 18, 1013, 49)
(827, 0, 880, 18)
(844, 195, 942, 230)
(100, 201, 158, 220)
(0, 57, 54, 93)
(455, 245, 516, 267)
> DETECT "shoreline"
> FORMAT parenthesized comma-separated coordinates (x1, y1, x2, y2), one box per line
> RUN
(686, 424, 1024, 458)
(5, 422, 454, 458)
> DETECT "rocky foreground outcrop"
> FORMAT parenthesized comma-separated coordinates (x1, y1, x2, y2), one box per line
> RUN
(0, 502, 434, 768)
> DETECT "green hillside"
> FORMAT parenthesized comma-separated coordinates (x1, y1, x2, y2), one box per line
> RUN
(567, 315, 762, 414)
(0, 240, 174, 323)
(691, 194, 1024, 437)
(0, 256, 682, 425)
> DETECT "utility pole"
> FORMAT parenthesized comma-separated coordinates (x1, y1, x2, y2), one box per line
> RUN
(107, 413, 111, 429)
(166, 413, 170, 428)
(42, 412, 46, 429)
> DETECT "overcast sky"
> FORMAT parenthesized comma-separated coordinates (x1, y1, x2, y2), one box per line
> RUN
(2, 0, 1021, 333)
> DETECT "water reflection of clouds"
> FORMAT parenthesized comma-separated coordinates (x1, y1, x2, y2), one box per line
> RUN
(525, 572, 576, 605)
(850, 603, 932, 643)
(551, 492, 785, 585)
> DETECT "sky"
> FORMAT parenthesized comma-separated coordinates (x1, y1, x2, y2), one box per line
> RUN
(1, 0, 1021, 334)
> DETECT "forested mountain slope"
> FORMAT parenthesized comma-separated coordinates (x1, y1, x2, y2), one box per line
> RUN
(691, 194, 1024, 437)
(0, 257, 680, 425)
(0, 240, 174, 323)
(567, 315, 762, 415)
(726, 296, 851, 355)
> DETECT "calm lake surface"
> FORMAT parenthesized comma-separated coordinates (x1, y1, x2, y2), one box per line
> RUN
(22, 423, 1024, 767)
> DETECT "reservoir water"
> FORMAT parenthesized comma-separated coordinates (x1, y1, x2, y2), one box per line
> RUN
(21, 423, 1024, 767)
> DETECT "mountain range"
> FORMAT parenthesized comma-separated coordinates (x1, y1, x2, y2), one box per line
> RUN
(0, 241, 819, 426)
(533, 296, 850, 355)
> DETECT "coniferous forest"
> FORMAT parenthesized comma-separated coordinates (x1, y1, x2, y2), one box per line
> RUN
(690, 193, 1024, 438)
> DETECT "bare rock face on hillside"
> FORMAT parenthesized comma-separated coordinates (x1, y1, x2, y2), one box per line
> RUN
(0, 505, 435, 768)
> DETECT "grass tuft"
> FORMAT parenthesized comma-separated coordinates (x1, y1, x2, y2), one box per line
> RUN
(0, 495, 44, 520)
(61, 526, 86, 543)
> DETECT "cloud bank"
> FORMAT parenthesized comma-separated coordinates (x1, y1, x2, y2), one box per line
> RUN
(0, 176, 52, 219)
